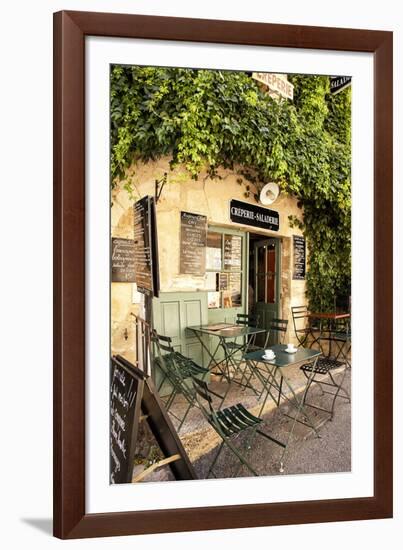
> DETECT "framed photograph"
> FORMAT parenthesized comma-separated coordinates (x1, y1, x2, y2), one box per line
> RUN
(53, 10, 392, 539)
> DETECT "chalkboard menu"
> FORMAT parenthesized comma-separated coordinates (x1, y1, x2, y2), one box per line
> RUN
(110, 354, 196, 483)
(133, 196, 159, 296)
(224, 235, 242, 271)
(179, 211, 207, 274)
(110, 357, 145, 484)
(293, 235, 306, 280)
(111, 238, 136, 282)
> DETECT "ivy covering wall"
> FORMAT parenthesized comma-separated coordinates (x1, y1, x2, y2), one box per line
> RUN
(110, 66, 351, 311)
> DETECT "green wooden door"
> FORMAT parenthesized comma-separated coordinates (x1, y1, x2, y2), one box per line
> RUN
(152, 292, 209, 388)
(254, 238, 280, 345)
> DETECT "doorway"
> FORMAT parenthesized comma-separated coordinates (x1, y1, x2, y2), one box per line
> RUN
(248, 234, 280, 345)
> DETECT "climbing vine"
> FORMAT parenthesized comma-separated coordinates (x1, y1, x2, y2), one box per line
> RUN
(110, 66, 351, 310)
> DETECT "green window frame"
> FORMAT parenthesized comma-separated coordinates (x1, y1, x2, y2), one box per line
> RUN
(205, 226, 246, 310)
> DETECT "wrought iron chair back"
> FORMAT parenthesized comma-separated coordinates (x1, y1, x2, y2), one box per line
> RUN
(225, 313, 261, 355)
(291, 305, 314, 346)
(263, 317, 288, 347)
(151, 330, 209, 432)
(235, 313, 259, 327)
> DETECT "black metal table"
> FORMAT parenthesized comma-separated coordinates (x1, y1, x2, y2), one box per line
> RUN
(245, 344, 322, 472)
(187, 324, 265, 390)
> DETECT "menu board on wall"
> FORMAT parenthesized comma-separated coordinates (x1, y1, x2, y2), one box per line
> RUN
(293, 235, 306, 280)
(179, 211, 207, 274)
(111, 238, 136, 282)
(224, 235, 242, 271)
(110, 357, 144, 484)
(218, 272, 229, 290)
(133, 196, 159, 296)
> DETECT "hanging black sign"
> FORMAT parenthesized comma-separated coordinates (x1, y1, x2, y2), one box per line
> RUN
(330, 76, 352, 95)
(230, 199, 279, 231)
(150, 197, 160, 297)
(111, 238, 136, 282)
(293, 235, 306, 280)
(179, 211, 207, 274)
(133, 196, 159, 297)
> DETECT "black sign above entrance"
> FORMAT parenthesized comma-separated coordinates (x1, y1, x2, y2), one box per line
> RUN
(330, 76, 352, 95)
(229, 199, 279, 231)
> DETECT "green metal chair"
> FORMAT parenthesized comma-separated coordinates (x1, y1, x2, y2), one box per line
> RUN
(240, 318, 289, 399)
(225, 313, 260, 351)
(291, 305, 318, 347)
(332, 315, 351, 369)
(192, 377, 285, 478)
(259, 318, 288, 405)
(222, 313, 260, 383)
(152, 331, 216, 432)
(299, 357, 350, 420)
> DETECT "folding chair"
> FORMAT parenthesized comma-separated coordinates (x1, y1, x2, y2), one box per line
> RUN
(240, 318, 289, 399)
(225, 313, 260, 353)
(299, 357, 350, 420)
(259, 318, 289, 405)
(263, 317, 288, 348)
(192, 377, 285, 478)
(291, 305, 315, 346)
(219, 313, 261, 387)
(333, 315, 351, 369)
(152, 331, 211, 432)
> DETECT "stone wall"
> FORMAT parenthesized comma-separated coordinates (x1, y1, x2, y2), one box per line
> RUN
(111, 156, 307, 356)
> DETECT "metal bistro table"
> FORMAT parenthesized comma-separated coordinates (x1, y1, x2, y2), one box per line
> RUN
(245, 344, 322, 472)
(187, 323, 265, 391)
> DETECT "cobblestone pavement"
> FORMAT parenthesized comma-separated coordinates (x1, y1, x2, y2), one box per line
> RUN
(193, 368, 351, 478)
(136, 365, 351, 482)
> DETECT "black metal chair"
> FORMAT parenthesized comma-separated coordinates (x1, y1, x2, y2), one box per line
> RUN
(220, 313, 261, 385)
(263, 317, 288, 348)
(333, 296, 351, 368)
(299, 357, 350, 420)
(152, 331, 212, 432)
(291, 305, 314, 346)
(191, 377, 285, 477)
(241, 318, 289, 400)
(332, 317, 351, 369)
(259, 318, 289, 405)
(225, 313, 260, 352)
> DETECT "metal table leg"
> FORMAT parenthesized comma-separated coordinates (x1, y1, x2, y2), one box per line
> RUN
(278, 357, 321, 473)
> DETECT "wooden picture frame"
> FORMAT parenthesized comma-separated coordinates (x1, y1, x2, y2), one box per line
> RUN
(53, 10, 393, 539)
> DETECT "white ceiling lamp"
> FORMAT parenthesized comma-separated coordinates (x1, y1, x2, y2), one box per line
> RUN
(259, 182, 280, 205)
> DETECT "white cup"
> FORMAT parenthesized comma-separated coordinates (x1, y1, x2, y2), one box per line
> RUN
(265, 349, 275, 358)
(286, 343, 296, 351)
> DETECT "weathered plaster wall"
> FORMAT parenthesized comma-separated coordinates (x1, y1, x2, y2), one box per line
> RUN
(111, 156, 307, 355)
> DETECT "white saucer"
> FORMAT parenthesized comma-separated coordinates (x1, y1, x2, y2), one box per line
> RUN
(284, 348, 297, 354)
(262, 354, 276, 360)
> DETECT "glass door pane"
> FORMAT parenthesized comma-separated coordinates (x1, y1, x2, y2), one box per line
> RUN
(266, 243, 276, 303)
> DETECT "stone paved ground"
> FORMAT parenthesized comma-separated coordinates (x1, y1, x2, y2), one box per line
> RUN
(134, 363, 351, 482)
(193, 368, 351, 478)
